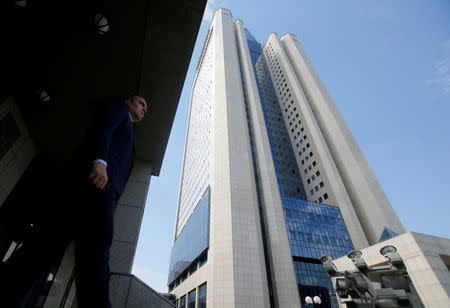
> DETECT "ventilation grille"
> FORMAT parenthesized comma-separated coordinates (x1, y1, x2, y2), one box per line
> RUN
(0, 113, 21, 161)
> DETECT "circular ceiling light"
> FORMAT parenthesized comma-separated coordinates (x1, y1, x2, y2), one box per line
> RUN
(13, 0, 27, 8)
(94, 13, 110, 35)
(37, 89, 50, 103)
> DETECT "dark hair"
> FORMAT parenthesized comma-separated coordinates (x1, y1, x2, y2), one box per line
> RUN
(124, 95, 148, 105)
(124, 95, 138, 102)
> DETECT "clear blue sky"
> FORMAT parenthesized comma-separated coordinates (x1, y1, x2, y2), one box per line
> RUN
(132, 0, 450, 292)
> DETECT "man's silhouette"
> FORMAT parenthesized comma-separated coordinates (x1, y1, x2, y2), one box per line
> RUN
(0, 95, 148, 308)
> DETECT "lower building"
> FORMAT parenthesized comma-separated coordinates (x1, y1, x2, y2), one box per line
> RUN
(330, 232, 450, 308)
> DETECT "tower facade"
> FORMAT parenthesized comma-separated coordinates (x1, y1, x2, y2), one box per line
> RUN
(168, 9, 404, 308)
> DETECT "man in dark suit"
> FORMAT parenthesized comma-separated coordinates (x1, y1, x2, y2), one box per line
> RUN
(76, 95, 147, 307)
(0, 95, 147, 308)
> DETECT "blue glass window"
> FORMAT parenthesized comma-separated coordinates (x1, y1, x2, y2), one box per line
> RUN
(168, 187, 210, 285)
(180, 295, 186, 308)
(198, 283, 207, 308)
(188, 289, 196, 308)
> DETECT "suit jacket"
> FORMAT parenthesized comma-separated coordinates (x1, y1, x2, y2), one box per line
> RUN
(86, 98, 134, 197)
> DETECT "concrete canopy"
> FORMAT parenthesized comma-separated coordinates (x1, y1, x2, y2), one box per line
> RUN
(1, 0, 207, 176)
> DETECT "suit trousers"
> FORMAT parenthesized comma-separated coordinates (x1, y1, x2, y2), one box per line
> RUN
(75, 184, 116, 308)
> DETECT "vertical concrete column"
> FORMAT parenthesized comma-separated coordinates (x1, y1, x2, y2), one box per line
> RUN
(233, 21, 300, 308)
(209, 8, 269, 307)
(280, 34, 404, 244)
(110, 159, 152, 274)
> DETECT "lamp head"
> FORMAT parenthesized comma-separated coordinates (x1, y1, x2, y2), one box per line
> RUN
(305, 296, 313, 304)
(380, 245, 403, 267)
(380, 245, 397, 256)
(313, 296, 322, 304)
(319, 254, 333, 263)
(347, 250, 368, 271)
(347, 250, 362, 260)
(320, 254, 339, 277)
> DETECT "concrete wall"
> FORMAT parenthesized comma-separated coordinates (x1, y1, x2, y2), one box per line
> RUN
(110, 274, 175, 308)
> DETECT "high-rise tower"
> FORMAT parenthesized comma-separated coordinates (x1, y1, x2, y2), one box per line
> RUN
(168, 9, 404, 308)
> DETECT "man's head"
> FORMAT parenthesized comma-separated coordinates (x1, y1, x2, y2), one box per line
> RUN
(125, 95, 148, 122)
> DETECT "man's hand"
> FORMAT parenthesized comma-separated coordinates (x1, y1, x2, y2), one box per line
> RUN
(88, 162, 108, 190)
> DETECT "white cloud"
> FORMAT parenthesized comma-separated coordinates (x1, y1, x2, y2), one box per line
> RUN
(427, 39, 450, 94)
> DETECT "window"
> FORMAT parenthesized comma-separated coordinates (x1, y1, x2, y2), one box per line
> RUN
(180, 295, 186, 308)
(309, 152, 313, 157)
(189, 260, 197, 275)
(324, 193, 329, 200)
(301, 127, 304, 132)
(315, 186, 319, 192)
(188, 289, 196, 308)
(306, 143, 310, 148)
(198, 283, 207, 308)
(308, 165, 312, 170)
(320, 181, 324, 188)
(311, 175, 315, 181)
(301, 160, 305, 165)
(316, 170, 320, 176)
(319, 197, 323, 203)
(307, 179, 311, 184)
(199, 251, 208, 267)
(310, 189, 314, 195)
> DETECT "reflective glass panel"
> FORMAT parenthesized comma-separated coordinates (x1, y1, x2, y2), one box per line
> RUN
(168, 187, 210, 285)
